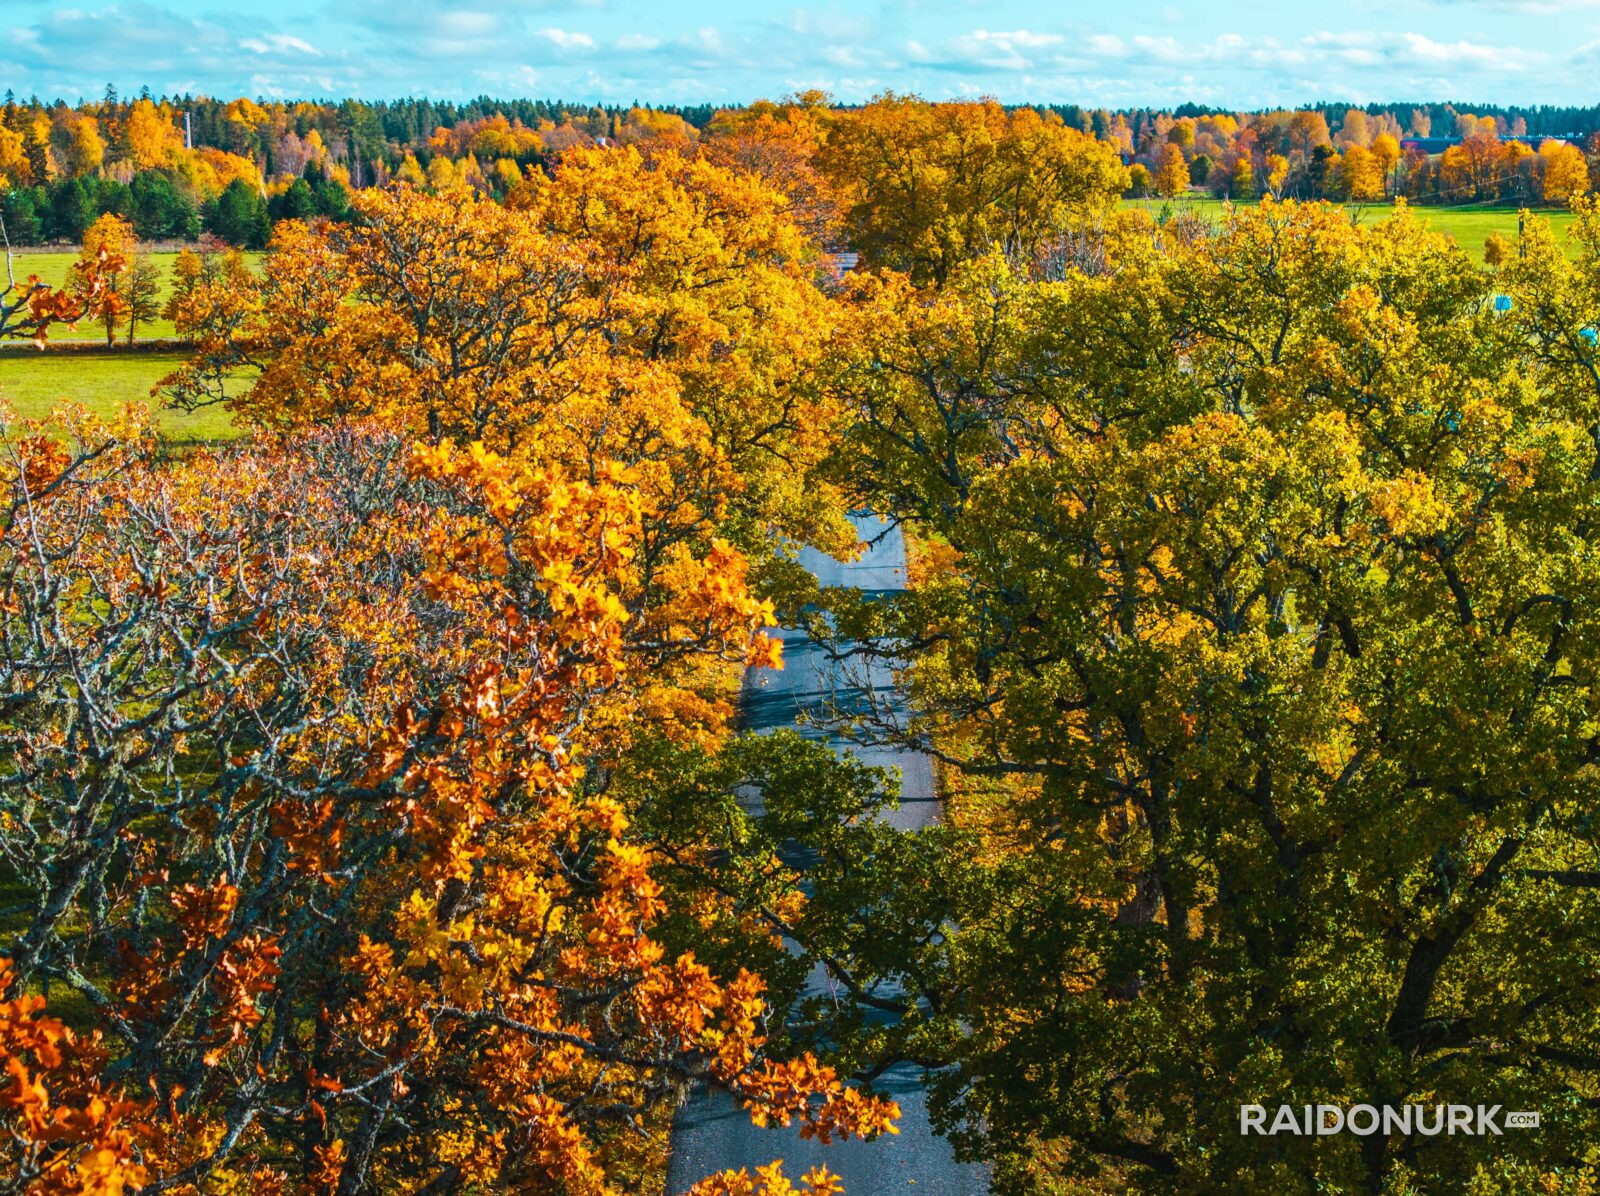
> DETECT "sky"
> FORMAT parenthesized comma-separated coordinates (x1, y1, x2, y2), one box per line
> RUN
(1, 0, 1596, 110)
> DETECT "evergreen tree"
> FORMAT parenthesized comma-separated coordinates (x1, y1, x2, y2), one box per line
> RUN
(269, 177, 318, 222)
(0, 185, 44, 244)
(130, 170, 200, 240)
(205, 178, 270, 248)
(47, 176, 97, 242)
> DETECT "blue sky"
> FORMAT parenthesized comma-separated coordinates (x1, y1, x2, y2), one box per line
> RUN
(1, 0, 1595, 108)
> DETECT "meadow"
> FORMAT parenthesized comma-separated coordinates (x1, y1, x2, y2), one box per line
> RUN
(0, 350, 237, 441)
(3, 250, 265, 343)
(1, 248, 257, 440)
(1126, 193, 1578, 255)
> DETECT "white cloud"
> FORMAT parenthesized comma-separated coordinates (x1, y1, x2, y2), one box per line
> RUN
(539, 28, 596, 50)
(1399, 31, 1520, 66)
(943, 29, 1066, 71)
(240, 34, 322, 57)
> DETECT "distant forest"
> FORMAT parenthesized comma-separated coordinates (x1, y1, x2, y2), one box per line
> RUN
(2, 87, 1597, 249)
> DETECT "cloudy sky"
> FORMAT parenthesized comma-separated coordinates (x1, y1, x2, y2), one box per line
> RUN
(1, 0, 1595, 108)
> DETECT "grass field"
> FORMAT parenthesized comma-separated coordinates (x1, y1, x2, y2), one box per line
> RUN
(1125, 194, 1578, 257)
(0, 351, 239, 442)
(3, 250, 265, 343)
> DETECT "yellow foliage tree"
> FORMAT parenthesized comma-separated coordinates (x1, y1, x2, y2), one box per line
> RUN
(73, 213, 135, 345)
(1339, 143, 1384, 200)
(1154, 142, 1189, 198)
(58, 115, 106, 177)
(0, 123, 28, 186)
(817, 95, 1129, 285)
(124, 98, 183, 169)
(1541, 139, 1590, 203)
(1370, 132, 1401, 194)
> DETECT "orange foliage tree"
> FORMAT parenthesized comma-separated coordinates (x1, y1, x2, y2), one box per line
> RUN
(0, 408, 894, 1192)
(0, 225, 123, 347)
(701, 92, 840, 247)
(0, 960, 149, 1196)
(0, 141, 899, 1193)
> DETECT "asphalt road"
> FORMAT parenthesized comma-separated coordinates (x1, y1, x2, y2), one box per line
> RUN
(665, 515, 989, 1195)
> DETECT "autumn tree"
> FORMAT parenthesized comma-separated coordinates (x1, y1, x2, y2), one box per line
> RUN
(816, 95, 1129, 286)
(169, 174, 855, 560)
(1334, 107, 1371, 148)
(1153, 142, 1188, 199)
(0, 123, 28, 187)
(52, 113, 106, 177)
(123, 256, 162, 344)
(74, 213, 135, 345)
(124, 97, 183, 169)
(1541, 139, 1590, 203)
(1229, 155, 1254, 200)
(1439, 119, 1504, 201)
(0, 213, 122, 347)
(0, 959, 150, 1193)
(701, 92, 840, 247)
(1370, 132, 1401, 196)
(516, 145, 855, 551)
(1483, 229, 1514, 267)
(1263, 153, 1289, 198)
(800, 200, 1600, 1192)
(1339, 143, 1384, 200)
(425, 154, 461, 192)
(0, 411, 895, 1193)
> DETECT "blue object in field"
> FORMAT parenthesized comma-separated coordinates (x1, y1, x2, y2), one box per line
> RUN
(1493, 294, 1513, 313)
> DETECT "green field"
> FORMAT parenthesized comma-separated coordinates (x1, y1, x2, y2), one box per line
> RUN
(2, 250, 265, 343)
(0, 351, 239, 442)
(1125, 194, 1579, 257)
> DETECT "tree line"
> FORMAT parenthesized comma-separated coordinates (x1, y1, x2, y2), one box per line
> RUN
(5, 88, 1600, 254)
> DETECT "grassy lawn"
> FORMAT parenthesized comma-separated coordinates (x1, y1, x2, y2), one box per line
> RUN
(0, 350, 239, 442)
(3, 249, 265, 343)
(1125, 194, 1578, 258)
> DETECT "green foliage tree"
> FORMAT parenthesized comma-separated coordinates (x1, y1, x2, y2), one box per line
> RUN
(129, 169, 200, 239)
(46, 176, 96, 242)
(205, 177, 270, 248)
(799, 200, 1600, 1193)
(123, 256, 162, 344)
(0, 184, 44, 244)
(269, 176, 318, 222)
